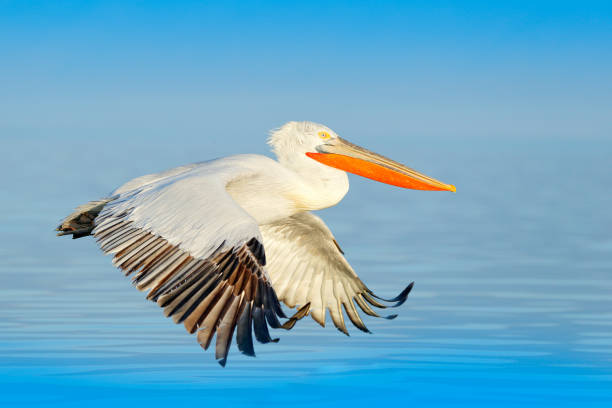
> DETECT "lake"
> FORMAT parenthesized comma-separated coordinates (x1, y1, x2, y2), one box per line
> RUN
(1, 134, 611, 407)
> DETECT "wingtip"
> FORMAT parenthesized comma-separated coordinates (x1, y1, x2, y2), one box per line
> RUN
(281, 302, 311, 330)
(367, 281, 415, 307)
(280, 319, 298, 330)
(391, 282, 414, 307)
(353, 323, 371, 334)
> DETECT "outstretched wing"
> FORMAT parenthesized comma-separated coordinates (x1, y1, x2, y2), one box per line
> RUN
(260, 212, 413, 334)
(92, 161, 306, 366)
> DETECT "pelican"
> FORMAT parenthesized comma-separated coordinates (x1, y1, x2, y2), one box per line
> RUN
(57, 121, 455, 366)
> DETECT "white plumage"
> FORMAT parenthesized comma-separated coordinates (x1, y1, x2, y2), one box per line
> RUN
(57, 121, 455, 366)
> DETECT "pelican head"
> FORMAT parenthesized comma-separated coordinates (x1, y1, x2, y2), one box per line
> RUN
(268, 121, 456, 192)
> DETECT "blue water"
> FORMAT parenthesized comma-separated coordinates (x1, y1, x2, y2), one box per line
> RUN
(1, 135, 611, 407)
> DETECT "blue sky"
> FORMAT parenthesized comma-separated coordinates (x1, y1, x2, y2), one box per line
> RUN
(1, 0, 611, 149)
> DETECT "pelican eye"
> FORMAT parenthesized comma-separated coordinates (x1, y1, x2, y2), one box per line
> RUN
(318, 131, 331, 140)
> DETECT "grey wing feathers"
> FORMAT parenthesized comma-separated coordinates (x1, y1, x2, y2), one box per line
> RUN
(56, 160, 319, 366)
(90, 203, 308, 367)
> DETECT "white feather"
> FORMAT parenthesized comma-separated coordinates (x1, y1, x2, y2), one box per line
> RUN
(260, 212, 374, 329)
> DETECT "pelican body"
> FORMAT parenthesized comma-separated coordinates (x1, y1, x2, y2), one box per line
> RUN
(57, 121, 455, 366)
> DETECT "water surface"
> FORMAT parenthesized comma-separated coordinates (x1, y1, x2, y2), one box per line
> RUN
(1, 136, 611, 407)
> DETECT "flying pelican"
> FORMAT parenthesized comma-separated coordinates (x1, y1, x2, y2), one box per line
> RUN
(57, 121, 455, 366)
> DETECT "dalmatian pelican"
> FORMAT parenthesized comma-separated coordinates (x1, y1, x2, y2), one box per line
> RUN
(57, 121, 455, 366)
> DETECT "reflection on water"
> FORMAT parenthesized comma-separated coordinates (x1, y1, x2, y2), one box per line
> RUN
(1, 137, 611, 407)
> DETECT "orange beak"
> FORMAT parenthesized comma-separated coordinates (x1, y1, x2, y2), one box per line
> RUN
(306, 138, 456, 192)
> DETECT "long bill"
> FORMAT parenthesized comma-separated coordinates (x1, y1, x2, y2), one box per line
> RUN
(306, 138, 456, 192)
